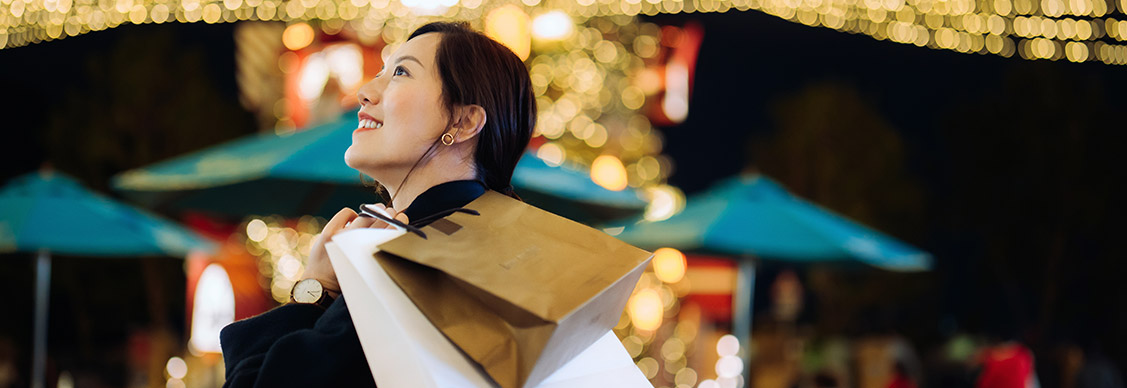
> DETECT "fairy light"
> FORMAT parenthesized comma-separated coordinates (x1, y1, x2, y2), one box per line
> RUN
(244, 216, 323, 303)
(5, 0, 1122, 56)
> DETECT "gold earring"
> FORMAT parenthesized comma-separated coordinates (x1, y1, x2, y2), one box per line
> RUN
(441, 132, 455, 146)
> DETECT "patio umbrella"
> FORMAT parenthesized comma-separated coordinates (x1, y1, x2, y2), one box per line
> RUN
(0, 170, 215, 388)
(512, 154, 646, 223)
(114, 111, 646, 222)
(614, 173, 931, 381)
(615, 173, 931, 270)
(112, 112, 372, 219)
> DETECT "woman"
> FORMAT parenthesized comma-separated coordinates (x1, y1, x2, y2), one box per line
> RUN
(219, 21, 535, 387)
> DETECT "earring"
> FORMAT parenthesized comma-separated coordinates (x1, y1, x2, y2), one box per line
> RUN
(441, 132, 455, 146)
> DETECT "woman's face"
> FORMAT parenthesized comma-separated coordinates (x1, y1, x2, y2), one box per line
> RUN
(346, 33, 448, 180)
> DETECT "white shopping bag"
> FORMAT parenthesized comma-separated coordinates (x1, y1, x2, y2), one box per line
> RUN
(326, 229, 653, 388)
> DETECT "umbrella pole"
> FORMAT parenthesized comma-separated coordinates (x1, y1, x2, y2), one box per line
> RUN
(733, 257, 756, 386)
(32, 249, 51, 388)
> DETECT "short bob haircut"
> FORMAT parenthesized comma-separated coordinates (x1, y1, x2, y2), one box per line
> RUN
(407, 21, 536, 198)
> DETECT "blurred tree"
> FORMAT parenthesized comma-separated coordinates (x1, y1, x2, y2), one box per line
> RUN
(37, 23, 256, 192)
(747, 81, 931, 336)
(936, 60, 1127, 360)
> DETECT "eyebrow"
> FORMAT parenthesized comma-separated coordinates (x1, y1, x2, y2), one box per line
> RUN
(394, 55, 424, 68)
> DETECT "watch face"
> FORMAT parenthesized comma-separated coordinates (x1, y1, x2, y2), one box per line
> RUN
(292, 278, 324, 304)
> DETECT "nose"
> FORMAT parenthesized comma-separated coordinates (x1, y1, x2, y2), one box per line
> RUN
(357, 76, 385, 107)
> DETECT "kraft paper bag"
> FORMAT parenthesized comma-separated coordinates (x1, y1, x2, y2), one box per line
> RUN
(326, 228, 653, 388)
(374, 191, 653, 388)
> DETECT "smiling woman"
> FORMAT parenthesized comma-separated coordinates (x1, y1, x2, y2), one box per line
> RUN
(218, 21, 535, 387)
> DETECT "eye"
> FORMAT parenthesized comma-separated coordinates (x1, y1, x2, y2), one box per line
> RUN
(393, 65, 409, 77)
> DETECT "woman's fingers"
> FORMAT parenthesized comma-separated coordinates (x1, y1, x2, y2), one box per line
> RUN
(359, 203, 409, 230)
(325, 208, 359, 235)
(346, 216, 378, 229)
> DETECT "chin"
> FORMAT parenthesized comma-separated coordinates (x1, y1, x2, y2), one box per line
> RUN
(344, 147, 373, 174)
(344, 148, 390, 182)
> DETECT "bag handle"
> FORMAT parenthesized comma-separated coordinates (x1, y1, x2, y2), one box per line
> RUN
(359, 205, 479, 240)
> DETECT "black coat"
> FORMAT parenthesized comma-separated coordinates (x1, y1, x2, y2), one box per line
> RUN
(220, 180, 488, 387)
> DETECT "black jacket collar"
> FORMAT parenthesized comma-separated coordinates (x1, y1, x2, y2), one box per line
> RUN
(401, 180, 486, 225)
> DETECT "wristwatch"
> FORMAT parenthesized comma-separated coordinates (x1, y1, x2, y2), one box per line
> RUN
(291, 278, 335, 308)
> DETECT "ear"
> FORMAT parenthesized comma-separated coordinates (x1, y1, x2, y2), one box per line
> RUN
(449, 104, 487, 144)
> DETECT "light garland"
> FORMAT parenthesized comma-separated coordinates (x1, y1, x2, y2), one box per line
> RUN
(3, 0, 1127, 64)
(242, 215, 324, 303)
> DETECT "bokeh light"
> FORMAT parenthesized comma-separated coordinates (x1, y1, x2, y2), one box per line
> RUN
(282, 22, 314, 51)
(591, 154, 629, 191)
(532, 10, 573, 41)
(716, 334, 740, 357)
(644, 185, 686, 222)
(165, 357, 187, 379)
(484, 5, 531, 60)
(628, 288, 664, 331)
(653, 247, 687, 283)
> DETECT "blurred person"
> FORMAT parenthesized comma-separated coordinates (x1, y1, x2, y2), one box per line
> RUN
(814, 370, 842, 388)
(1076, 343, 1125, 388)
(973, 339, 1039, 388)
(887, 361, 918, 388)
(0, 337, 15, 388)
(219, 21, 535, 387)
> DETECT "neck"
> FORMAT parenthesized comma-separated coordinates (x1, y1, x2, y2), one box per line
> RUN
(381, 158, 476, 211)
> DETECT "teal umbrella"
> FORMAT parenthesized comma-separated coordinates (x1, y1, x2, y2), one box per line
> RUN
(513, 154, 646, 222)
(114, 111, 646, 221)
(616, 173, 931, 270)
(614, 173, 931, 381)
(112, 112, 373, 219)
(0, 170, 215, 388)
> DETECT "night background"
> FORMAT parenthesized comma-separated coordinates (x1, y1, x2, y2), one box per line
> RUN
(2, 5, 1126, 388)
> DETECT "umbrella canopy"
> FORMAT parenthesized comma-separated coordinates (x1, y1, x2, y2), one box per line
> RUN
(1, 169, 215, 388)
(112, 112, 371, 219)
(616, 174, 931, 271)
(1, 170, 215, 256)
(513, 155, 646, 222)
(113, 111, 645, 221)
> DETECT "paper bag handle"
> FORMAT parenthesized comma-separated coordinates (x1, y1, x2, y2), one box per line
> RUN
(359, 204, 480, 239)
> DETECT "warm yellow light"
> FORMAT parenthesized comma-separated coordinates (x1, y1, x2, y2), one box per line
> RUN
(591, 155, 628, 191)
(166, 357, 188, 379)
(282, 22, 315, 51)
(662, 60, 690, 123)
(536, 142, 565, 166)
(627, 289, 663, 331)
(485, 5, 531, 61)
(644, 185, 685, 222)
(246, 219, 268, 242)
(531, 10, 573, 41)
(652, 247, 687, 283)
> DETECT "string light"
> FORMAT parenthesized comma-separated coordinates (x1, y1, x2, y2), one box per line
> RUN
(244, 216, 323, 303)
(5, 0, 1124, 56)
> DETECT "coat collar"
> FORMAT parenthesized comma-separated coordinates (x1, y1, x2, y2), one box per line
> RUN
(401, 180, 486, 225)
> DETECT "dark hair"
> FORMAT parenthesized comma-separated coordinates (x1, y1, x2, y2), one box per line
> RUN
(407, 21, 536, 199)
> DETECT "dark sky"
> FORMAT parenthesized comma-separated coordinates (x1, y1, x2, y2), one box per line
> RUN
(649, 9, 1127, 367)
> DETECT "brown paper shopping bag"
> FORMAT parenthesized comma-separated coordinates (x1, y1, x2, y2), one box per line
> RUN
(373, 191, 652, 388)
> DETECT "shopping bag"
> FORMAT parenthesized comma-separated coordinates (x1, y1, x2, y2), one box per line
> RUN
(374, 191, 653, 388)
(326, 228, 653, 388)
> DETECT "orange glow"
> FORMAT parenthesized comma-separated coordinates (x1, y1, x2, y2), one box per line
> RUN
(282, 22, 315, 51)
(652, 247, 687, 283)
(591, 155, 628, 191)
(627, 289, 663, 331)
(485, 5, 531, 61)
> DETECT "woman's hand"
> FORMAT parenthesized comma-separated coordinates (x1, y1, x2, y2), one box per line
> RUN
(304, 205, 410, 298)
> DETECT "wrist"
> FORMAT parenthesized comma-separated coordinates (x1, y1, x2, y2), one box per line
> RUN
(290, 278, 338, 308)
